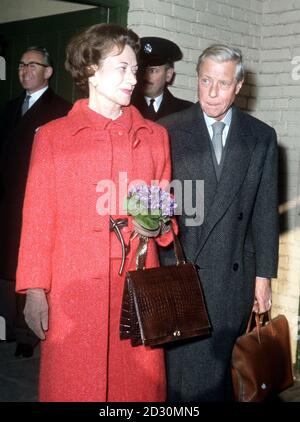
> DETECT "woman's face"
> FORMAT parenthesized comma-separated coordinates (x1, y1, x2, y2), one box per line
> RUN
(90, 44, 138, 107)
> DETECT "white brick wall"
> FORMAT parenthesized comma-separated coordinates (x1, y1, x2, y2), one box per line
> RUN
(128, 0, 262, 102)
(256, 1, 300, 361)
(128, 0, 300, 362)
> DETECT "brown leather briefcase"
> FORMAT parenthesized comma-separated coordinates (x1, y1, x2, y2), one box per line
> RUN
(120, 229, 211, 347)
(231, 312, 294, 402)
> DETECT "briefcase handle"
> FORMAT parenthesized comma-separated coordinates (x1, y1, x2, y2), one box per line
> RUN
(246, 311, 274, 343)
(136, 226, 186, 270)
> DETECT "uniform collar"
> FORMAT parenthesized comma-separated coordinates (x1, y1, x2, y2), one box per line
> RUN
(144, 92, 163, 111)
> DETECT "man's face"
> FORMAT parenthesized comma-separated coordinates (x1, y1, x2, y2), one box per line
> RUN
(137, 64, 174, 98)
(18, 51, 52, 93)
(197, 58, 243, 120)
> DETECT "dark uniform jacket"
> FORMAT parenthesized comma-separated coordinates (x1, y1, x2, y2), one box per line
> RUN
(0, 88, 71, 280)
(159, 103, 279, 402)
(131, 88, 193, 121)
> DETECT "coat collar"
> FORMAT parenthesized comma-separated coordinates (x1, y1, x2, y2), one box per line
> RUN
(66, 99, 153, 148)
(131, 88, 178, 121)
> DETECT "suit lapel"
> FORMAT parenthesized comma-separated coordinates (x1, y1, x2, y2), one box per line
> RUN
(195, 107, 258, 255)
(22, 88, 51, 119)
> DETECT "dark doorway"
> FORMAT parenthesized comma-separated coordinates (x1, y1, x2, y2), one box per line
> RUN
(0, 2, 128, 109)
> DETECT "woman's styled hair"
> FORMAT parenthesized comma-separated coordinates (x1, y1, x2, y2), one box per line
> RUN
(197, 44, 244, 82)
(65, 23, 140, 93)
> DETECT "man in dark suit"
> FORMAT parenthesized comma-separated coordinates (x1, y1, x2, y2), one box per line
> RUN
(0, 46, 71, 357)
(159, 44, 279, 401)
(131, 37, 193, 121)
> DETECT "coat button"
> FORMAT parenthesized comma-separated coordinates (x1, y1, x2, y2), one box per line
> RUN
(238, 212, 243, 220)
(233, 263, 239, 271)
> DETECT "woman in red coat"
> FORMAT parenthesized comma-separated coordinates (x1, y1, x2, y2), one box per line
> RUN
(16, 23, 173, 402)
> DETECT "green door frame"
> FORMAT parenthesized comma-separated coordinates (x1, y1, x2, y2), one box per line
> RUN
(60, 0, 129, 25)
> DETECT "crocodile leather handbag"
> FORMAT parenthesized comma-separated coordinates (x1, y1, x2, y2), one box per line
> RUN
(231, 312, 294, 402)
(119, 228, 211, 347)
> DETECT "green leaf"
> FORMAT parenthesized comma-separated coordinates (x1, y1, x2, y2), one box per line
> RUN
(126, 196, 140, 216)
(135, 214, 160, 230)
(148, 209, 161, 217)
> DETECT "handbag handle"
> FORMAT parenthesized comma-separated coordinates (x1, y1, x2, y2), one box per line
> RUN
(245, 311, 274, 343)
(136, 225, 186, 270)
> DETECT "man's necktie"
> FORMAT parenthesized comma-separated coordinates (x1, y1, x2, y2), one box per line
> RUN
(211, 121, 225, 165)
(21, 94, 31, 116)
(147, 98, 157, 121)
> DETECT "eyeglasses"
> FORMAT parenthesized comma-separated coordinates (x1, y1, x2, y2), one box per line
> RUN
(18, 61, 49, 71)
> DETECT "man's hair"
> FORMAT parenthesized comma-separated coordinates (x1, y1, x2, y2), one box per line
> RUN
(165, 62, 174, 69)
(65, 23, 140, 94)
(197, 44, 244, 82)
(22, 46, 53, 67)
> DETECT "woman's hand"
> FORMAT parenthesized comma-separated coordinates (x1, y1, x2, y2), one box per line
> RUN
(24, 288, 49, 340)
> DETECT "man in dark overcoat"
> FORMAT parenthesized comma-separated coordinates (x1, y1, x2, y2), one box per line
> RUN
(0, 46, 71, 357)
(159, 44, 279, 401)
(131, 37, 193, 121)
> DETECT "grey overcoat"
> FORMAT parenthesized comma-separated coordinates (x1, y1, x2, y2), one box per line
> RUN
(159, 103, 279, 401)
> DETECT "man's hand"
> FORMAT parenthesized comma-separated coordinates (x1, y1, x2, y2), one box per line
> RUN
(24, 288, 49, 340)
(252, 277, 272, 314)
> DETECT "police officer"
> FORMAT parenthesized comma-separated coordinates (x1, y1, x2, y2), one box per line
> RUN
(131, 37, 193, 121)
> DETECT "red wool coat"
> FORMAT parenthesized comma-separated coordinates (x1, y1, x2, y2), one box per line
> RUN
(16, 100, 173, 402)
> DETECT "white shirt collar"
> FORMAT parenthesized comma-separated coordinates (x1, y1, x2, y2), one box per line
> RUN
(26, 86, 48, 109)
(144, 93, 164, 112)
(203, 108, 232, 146)
(203, 108, 232, 128)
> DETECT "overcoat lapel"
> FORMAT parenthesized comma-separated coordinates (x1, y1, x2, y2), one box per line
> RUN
(179, 105, 218, 224)
(195, 106, 258, 256)
(21, 88, 51, 121)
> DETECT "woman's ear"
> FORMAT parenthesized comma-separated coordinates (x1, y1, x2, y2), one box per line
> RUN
(87, 64, 99, 87)
(87, 64, 99, 88)
(87, 64, 98, 74)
